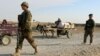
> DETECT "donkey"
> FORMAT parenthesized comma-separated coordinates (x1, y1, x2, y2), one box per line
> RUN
(36, 24, 55, 38)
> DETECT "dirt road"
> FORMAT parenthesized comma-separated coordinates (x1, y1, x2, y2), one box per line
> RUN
(0, 31, 100, 56)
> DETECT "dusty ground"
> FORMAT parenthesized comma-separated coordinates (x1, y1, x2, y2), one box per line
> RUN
(0, 27, 100, 56)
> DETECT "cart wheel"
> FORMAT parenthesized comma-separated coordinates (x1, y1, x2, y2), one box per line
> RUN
(2, 35, 11, 46)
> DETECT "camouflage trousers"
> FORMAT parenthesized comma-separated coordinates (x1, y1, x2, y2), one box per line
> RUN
(16, 30, 36, 50)
(83, 30, 93, 44)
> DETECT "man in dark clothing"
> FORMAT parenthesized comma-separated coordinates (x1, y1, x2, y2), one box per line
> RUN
(83, 14, 95, 45)
(13, 2, 37, 56)
(55, 18, 62, 37)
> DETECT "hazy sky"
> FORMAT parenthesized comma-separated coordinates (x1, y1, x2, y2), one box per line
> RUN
(0, 0, 100, 23)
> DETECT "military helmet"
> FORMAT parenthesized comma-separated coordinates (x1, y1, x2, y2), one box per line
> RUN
(21, 2, 29, 8)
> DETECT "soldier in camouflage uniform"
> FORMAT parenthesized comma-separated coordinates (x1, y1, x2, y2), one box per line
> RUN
(13, 2, 37, 56)
(83, 14, 95, 45)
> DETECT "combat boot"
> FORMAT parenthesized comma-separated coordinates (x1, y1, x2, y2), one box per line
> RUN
(11, 48, 21, 56)
(34, 50, 38, 55)
(11, 52, 20, 56)
(31, 42, 38, 55)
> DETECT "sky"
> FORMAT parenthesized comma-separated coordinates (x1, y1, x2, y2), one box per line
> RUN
(0, 0, 100, 23)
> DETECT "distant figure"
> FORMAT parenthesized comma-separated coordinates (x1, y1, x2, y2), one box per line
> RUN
(55, 18, 64, 28)
(13, 2, 37, 56)
(57, 19, 64, 28)
(83, 14, 95, 45)
(2, 19, 7, 25)
(55, 18, 64, 37)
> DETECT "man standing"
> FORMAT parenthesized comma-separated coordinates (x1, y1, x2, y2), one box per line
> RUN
(13, 2, 37, 56)
(83, 14, 95, 45)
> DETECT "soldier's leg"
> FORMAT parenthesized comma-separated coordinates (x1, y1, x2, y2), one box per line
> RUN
(89, 32, 93, 44)
(83, 31, 88, 44)
(12, 35, 24, 56)
(25, 32, 37, 54)
(16, 36, 24, 51)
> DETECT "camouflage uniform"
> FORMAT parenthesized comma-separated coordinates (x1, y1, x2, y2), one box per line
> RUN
(14, 2, 37, 56)
(83, 17, 95, 44)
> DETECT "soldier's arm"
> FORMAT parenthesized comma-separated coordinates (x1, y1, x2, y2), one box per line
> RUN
(92, 20, 95, 27)
(84, 21, 87, 30)
(26, 11, 32, 22)
(18, 15, 22, 28)
(24, 10, 32, 30)
(92, 20, 95, 30)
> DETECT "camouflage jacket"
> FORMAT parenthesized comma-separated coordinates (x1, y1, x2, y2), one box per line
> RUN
(18, 10, 32, 32)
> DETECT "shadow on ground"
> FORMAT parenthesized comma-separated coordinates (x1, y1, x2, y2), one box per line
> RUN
(0, 53, 35, 56)
(21, 53, 34, 56)
(33, 35, 58, 39)
(0, 54, 12, 56)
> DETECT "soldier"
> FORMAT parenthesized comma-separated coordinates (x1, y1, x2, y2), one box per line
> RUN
(83, 14, 95, 45)
(13, 2, 37, 56)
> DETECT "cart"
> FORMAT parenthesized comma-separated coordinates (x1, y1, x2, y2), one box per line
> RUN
(0, 20, 17, 46)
